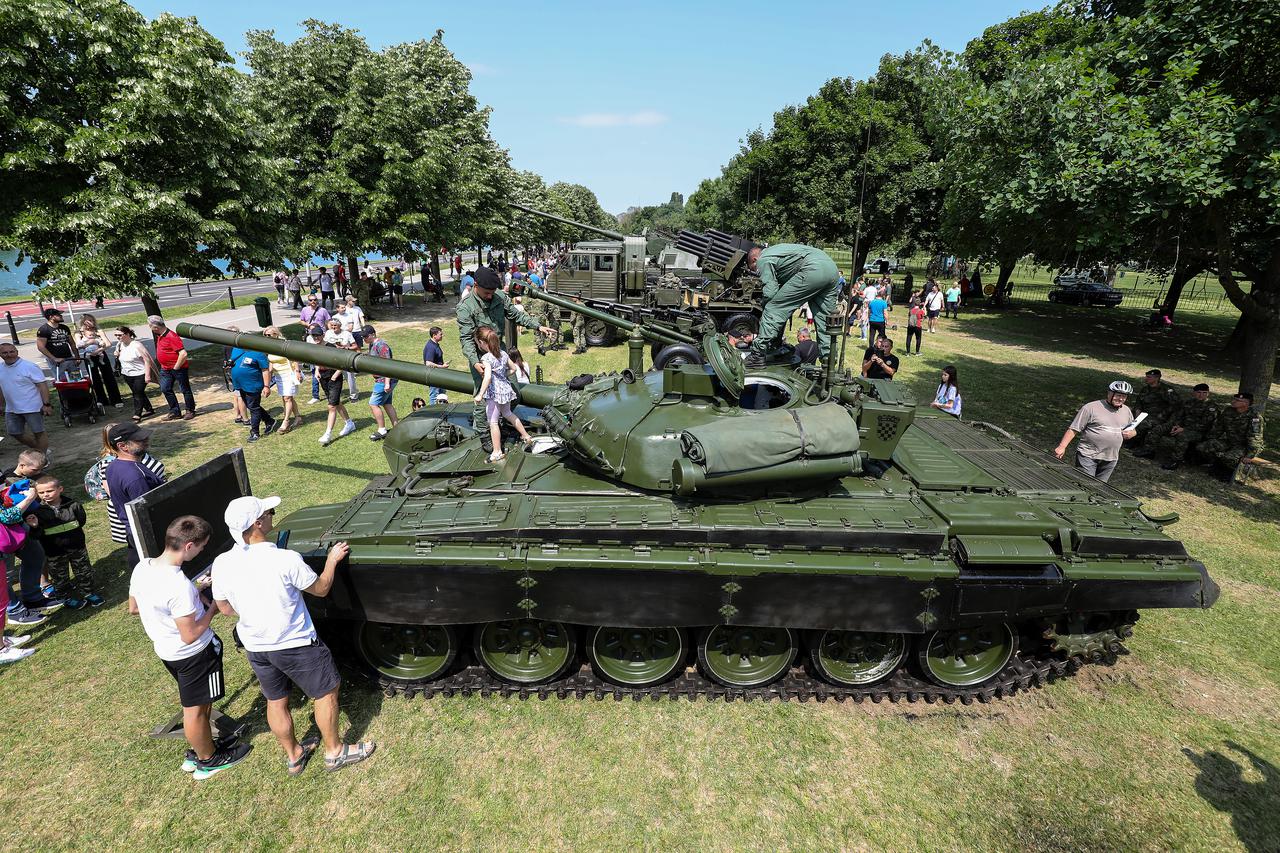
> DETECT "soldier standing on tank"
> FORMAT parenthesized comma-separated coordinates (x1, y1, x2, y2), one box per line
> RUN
(1130, 369, 1182, 454)
(744, 243, 841, 368)
(456, 267, 554, 451)
(1149, 383, 1219, 470)
(1195, 391, 1264, 484)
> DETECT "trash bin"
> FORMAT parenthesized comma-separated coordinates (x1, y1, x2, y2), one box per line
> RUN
(253, 296, 272, 329)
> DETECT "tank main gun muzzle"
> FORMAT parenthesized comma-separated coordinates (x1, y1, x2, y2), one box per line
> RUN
(174, 322, 559, 408)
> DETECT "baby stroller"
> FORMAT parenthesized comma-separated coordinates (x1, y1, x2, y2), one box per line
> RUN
(53, 359, 104, 427)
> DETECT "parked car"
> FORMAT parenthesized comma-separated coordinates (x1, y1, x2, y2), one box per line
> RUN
(1048, 275, 1125, 307)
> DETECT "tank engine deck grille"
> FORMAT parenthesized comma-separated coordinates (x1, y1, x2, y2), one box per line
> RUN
(911, 418, 1132, 501)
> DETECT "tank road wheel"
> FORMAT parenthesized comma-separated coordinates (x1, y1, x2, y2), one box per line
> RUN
(719, 312, 759, 340)
(810, 630, 907, 687)
(354, 622, 458, 684)
(917, 624, 1017, 688)
(584, 319, 614, 348)
(475, 620, 577, 685)
(588, 626, 687, 687)
(697, 625, 797, 688)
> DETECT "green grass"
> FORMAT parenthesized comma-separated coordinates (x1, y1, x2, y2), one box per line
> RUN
(1, 294, 1275, 850)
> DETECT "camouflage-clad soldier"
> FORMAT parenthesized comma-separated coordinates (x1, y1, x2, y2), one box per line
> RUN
(456, 267, 554, 449)
(530, 297, 561, 355)
(1130, 368, 1182, 451)
(570, 307, 587, 355)
(1150, 383, 1219, 470)
(1196, 391, 1265, 483)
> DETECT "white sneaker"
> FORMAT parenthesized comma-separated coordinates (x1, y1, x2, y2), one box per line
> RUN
(308, 397, 321, 405)
(348, 394, 359, 402)
(0, 644, 35, 664)
(339, 420, 356, 438)
(4, 635, 32, 648)
(318, 431, 332, 446)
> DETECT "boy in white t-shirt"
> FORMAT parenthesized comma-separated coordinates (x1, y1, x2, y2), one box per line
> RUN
(128, 515, 251, 780)
(323, 318, 360, 402)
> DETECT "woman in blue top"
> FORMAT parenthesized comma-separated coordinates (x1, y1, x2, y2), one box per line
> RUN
(930, 365, 962, 418)
(229, 346, 276, 441)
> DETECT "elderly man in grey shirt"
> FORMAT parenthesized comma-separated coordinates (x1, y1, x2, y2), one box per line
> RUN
(1053, 381, 1139, 482)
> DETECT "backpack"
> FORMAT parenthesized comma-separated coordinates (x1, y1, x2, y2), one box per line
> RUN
(84, 456, 111, 501)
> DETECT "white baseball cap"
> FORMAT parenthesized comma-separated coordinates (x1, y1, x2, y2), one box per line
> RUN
(224, 495, 282, 546)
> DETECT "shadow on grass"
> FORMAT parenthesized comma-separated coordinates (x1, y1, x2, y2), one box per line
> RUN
(287, 460, 384, 480)
(1184, 742, 1280, 853)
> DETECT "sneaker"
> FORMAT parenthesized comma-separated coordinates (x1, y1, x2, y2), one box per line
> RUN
(339, 420, 356, 438)
(348, 394, 359, 403)
(29, 596, 65, 615)
(182, 735, 240, 772)
(114, 402, 124, 409)
(192, 741, 253, 780)
(4, 635, 32, 648)
(182, 411, 195, 421)
(6, 605, 48, 627)
(318, 431, 332, 446)
(0, 645, 36, 664)
(63, 597, 86, 610)
(248, 433, 259, 443)
(308, 397, 321, 405)
(164, 412, 182, 421)
(41, 583, 57, 598)
(85, 593, 105, 608)
(369, 429, 386, 442)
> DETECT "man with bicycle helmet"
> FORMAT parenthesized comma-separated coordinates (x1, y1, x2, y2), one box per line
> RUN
(1053, 380, 1138, 482)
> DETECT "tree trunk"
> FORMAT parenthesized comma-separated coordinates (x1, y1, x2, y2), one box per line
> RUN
(1159, 263, 1204, 320)
(1236, 311, 1278, 418)
(991, 257, 1016, 308)
(430, 250, 443, 291)
(141, 294, 162, 318)
(852, 246, 869, 280)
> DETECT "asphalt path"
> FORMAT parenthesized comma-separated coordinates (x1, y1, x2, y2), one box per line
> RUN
(4, 252, 482, 337)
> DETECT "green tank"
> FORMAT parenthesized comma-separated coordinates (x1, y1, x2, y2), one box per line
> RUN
(176, 321, 1218, 703)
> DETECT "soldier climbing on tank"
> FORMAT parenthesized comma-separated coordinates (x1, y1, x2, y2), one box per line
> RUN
(744, 243, 841, 368)
(1194, 391, 1264, 484)
(1129, 369, 1182, 453)
(456, 267, 555, 452)
(1149, 383, 1219, 470)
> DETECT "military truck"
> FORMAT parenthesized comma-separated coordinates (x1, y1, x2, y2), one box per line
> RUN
(511, 203, 763, 346)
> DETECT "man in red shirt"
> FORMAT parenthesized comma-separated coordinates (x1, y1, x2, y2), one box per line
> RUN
(147, 316, 196, 421)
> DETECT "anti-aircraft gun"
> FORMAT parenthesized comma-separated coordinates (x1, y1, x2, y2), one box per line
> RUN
(510, 203, 763, 345)
(167, 322, 1218, 703)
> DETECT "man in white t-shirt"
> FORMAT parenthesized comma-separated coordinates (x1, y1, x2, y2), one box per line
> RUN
(128, 515, 252, 780)
(212, 496, 374, 774)
(323, 318, 360, 402)
(0, 343, 53, 454)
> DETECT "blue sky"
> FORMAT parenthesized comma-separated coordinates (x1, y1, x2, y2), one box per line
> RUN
(133, 0, 1038, 215)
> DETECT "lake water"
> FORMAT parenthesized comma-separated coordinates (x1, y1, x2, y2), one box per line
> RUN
(0, 249, 396, 298)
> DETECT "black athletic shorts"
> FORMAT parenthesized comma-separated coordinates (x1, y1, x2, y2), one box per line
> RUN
(320, 372, 345, 406)
(246, 639, 341, 701)
(162, 634, 225, 708)
(390, 285, 403, 295)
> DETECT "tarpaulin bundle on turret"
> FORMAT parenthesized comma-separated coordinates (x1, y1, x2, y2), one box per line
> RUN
(680, 403, 859, 473)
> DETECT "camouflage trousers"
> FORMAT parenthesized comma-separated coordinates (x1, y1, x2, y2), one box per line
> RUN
(1194, 438, 1250, 481)
(1132, 415, 1170, 447)
(571, 311, 586, 354)
(531, 302, 560, 352)
(47, 546, 95, 596)
(1148, 428, 1206, 464)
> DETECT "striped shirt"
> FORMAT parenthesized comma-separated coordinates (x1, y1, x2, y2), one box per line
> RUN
(93, 453, 167, 542)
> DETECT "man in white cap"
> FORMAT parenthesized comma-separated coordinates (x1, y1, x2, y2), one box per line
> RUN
(211, 496, 375, 775)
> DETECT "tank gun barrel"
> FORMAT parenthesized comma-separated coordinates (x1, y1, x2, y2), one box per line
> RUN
(174, 322, 559, 408)
(526, 289, 697, 346)
(509, 202, 627, 241)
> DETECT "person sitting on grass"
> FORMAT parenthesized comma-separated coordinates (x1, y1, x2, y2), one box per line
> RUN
(25, 475, 100, 609)
(129, 515, 251, 780)
(473, 327, 532, 464)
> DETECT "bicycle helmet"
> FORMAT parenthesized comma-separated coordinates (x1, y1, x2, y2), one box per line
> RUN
(1108, 380, 1133, 395)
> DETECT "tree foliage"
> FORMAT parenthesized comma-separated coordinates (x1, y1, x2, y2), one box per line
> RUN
(546, 182, 615, 242)
(0, 0, 282, 301)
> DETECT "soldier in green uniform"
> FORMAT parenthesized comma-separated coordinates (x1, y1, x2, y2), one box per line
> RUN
(530, 296, 561, 355)
(1149, 383, 1219, 470)
(744, 243, 840, 368)
(457, 267, 555, 450)
(570, 307, 587, 355)
(1130, 369, 1182, 453)
(1195, 391, 1265, 483)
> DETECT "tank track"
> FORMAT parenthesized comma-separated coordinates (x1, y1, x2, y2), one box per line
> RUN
(365, 644, 1128, 706)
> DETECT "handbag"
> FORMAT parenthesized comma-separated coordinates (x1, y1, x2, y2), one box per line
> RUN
(0, 521, 27, 554)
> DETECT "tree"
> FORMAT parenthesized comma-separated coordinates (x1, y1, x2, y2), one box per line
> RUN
(546, 182, 615, 242)
(1044, 0, 1280, 412)
(0, 0, 283, 314)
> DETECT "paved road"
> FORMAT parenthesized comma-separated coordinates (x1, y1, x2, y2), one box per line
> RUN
(4, 254, 478, 338)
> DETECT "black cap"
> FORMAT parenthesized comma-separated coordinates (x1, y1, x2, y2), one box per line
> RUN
(307, 323, 324, 338)
(360, 324, 376, 337)
(43, 307, 62, 319)
(473, 267, 501, 291)
(1145, 369, 1161, 377)
(1193, 383, 1210, 392)
(107, 422, 152, 448)
(1234, 391, 1254, 402)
